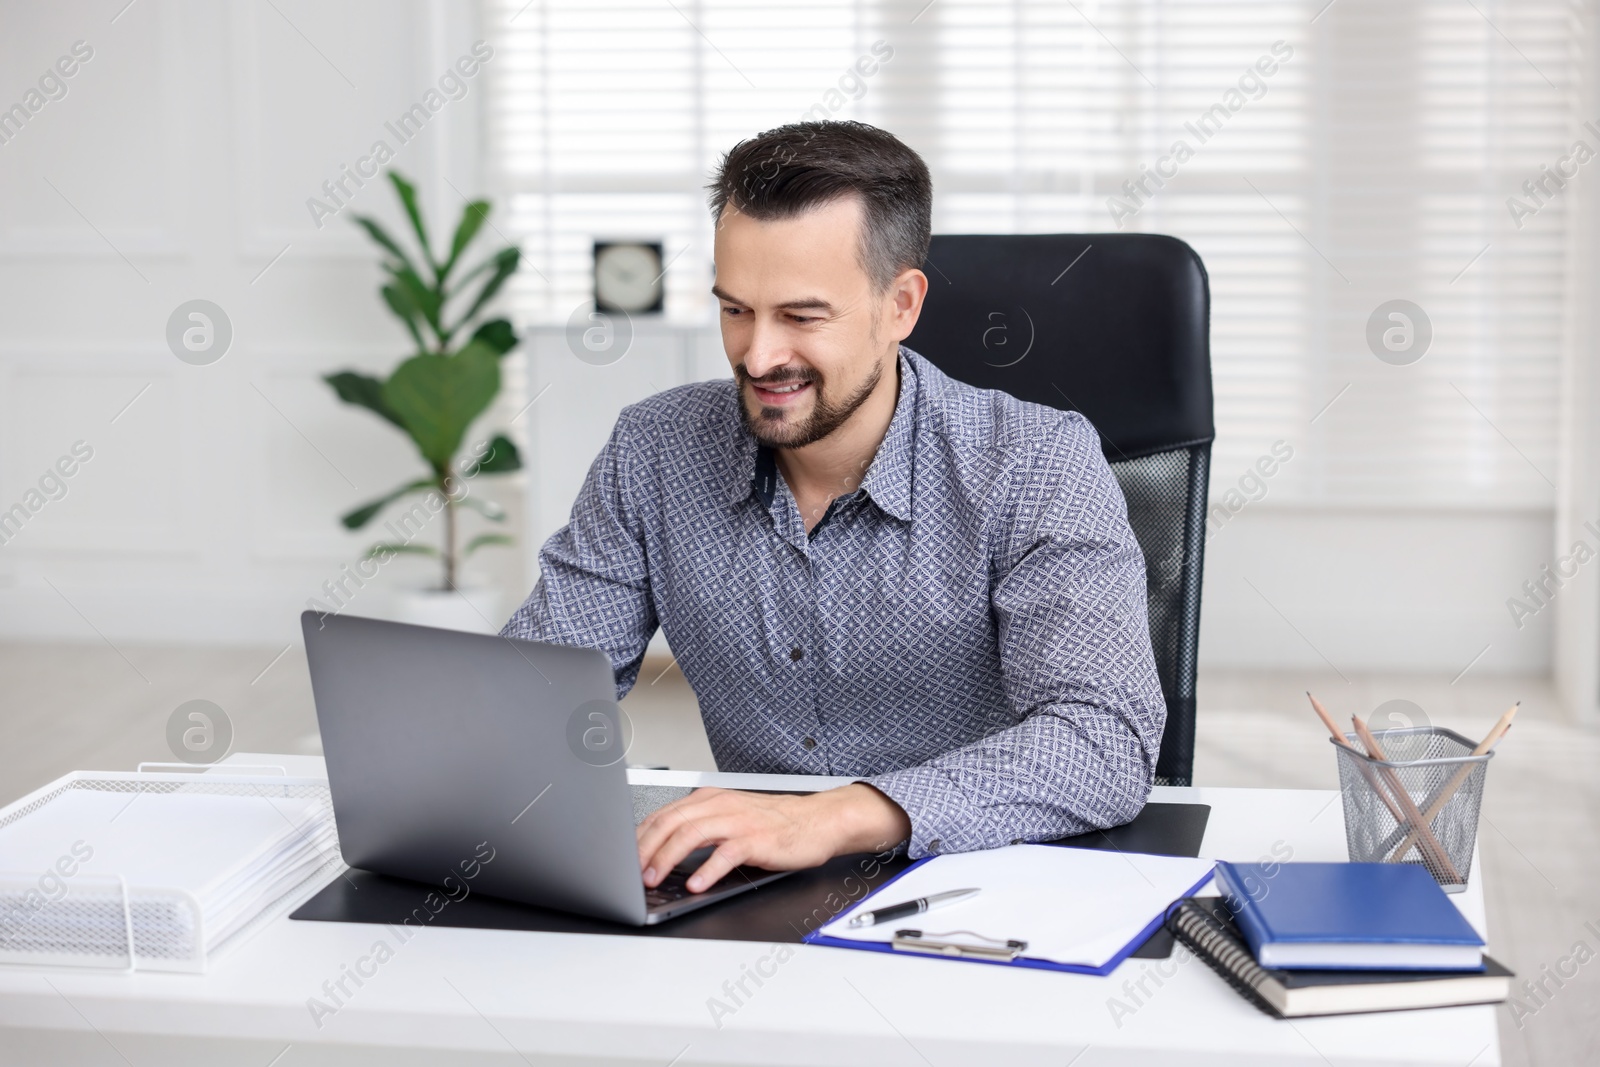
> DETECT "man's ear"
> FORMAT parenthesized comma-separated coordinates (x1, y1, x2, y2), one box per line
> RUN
(883, 267, 929, 344)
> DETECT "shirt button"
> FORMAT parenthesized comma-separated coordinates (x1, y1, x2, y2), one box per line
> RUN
(789, 647, 804, 661)
(927, 838, 942, 853)
(802, 737, 817, 750)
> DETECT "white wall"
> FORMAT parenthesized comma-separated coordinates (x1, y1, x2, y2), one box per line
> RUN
(0, 0, 529, 647)
(0, 0, 1559, 683)
(521, 327, 1555, 677)
(1201, 508, 1553, 676)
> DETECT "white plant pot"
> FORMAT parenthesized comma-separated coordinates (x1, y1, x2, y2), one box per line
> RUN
(390, 585, 504, 634)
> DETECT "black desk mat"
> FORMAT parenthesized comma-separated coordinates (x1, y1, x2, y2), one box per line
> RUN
(292, 802, 1210, 959)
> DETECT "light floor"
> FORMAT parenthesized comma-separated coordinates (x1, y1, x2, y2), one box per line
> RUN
(1, 643, 1596, 1066)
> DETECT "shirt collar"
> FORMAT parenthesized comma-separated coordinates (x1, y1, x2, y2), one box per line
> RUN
(856, 349, 917, 522)
(728, 348, 918, 523)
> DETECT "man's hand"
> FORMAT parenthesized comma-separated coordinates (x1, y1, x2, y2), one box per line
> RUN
(635, 783, 912, 893)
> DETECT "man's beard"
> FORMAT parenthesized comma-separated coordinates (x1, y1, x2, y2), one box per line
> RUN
(735, 360, 882, 449)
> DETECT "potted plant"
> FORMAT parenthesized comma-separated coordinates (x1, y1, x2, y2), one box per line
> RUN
(323, 170, 523, 632)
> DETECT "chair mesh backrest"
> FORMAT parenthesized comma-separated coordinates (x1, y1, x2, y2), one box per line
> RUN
(905, 233, 1214, 787)
(1108, 446, 1209, 787)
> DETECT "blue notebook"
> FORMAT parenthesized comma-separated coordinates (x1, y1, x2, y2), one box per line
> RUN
(1213, 862, 1485, 971)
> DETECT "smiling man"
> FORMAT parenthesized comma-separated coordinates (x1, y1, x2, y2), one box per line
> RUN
(501, 121, 1165, 895)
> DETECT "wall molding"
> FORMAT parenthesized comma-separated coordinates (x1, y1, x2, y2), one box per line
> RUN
(0, 0, 189, 261)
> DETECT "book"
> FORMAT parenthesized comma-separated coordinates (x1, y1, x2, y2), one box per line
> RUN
(1213, 861, 1485, 970)
(1165, 897, 1512, 1018)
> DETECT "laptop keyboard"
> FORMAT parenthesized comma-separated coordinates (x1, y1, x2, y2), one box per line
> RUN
(646, 861, 777, 910)
(644, 867, 700, 908)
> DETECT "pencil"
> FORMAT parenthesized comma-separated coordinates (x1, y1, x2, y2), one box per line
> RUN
(1385, 703, 1518, 862)
(1351, 715, 1463, 884)
(1306, 692, 1407, 828)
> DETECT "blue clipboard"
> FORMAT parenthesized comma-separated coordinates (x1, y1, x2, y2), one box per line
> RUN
(803, 856, 1216, 975)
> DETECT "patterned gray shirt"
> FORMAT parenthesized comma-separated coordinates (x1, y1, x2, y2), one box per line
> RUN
(501, 348, 1165, 858)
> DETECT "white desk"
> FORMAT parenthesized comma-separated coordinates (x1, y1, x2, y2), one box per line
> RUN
(0, 753, 1500, 1067)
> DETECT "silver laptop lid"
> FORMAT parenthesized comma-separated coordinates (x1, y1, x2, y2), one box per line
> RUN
(300, 611, 648, 925)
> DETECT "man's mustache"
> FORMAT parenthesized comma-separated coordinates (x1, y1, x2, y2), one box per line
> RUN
(736, 366, 818, 387)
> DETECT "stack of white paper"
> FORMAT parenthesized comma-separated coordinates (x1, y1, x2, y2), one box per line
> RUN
(0, 781, 339, 970)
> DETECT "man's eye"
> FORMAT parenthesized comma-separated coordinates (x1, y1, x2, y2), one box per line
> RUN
(721, 306, 745, 316)
(789, 314, 817, 324)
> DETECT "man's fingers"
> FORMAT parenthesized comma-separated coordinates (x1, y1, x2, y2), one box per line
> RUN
(637, 786, 720, 833)
(635, 789, 718, 865)
(635, 809, 677, 865)
(637, 787, 723, 836)
(684, 843, 746, 894)
(643, 823, 711, 888)
(642, 816, 733, 888)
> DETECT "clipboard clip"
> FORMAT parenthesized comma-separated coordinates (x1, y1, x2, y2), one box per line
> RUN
(891, 928, 1028, 962)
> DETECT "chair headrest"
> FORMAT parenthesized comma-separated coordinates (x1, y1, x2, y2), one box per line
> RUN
(906, 233, 1214, 460)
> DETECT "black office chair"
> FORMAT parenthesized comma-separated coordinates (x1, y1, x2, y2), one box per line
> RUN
(906, 234, 1213, 787)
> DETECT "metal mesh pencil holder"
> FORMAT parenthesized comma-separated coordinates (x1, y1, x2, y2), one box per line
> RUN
(1332, 726, 1492, 894)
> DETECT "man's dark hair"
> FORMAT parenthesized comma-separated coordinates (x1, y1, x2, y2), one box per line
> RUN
(708, 120, 932, 292)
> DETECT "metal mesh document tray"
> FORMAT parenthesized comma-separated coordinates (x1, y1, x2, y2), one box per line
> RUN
(0, 768, 343, 973)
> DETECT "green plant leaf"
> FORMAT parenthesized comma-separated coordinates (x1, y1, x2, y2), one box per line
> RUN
(441, 200, 491, 282)
(466, 433, 522, 474)
(352, 216, 420, 276)
(450, 246, 521, 331)
(458, 494, 507, 521)
(450, 246, 501, 288)
(323, 371, 407, 432)
(388, 263, 443, 338)
(340, 477, 436, 530)
(469, 318, 518, 356)
(388, 171, 435, 275)
(364, 541, 440, 559)
(381, 283, 428, 351)
(462, 533, 514, 558)
(381, 343, 501, 470)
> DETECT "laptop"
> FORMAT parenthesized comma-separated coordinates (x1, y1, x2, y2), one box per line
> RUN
(299, 611, 795, 925)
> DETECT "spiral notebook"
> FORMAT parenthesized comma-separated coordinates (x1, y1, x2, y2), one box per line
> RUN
(1164, 897, 1511, 1018)
(806, 844, 1215, 975)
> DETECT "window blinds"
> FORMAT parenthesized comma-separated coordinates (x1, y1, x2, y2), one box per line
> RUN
(485, 0, 1577, 507)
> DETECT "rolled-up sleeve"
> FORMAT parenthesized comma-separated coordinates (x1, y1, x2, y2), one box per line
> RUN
(866, 413, 1166, 857)
(499, 409, 657, 698)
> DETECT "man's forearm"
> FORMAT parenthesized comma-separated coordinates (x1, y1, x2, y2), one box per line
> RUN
(867, 700, 1158, 857)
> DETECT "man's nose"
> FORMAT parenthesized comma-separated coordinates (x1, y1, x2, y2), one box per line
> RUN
(742, 318, 791, 380)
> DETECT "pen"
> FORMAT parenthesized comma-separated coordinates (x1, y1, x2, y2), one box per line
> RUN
(847, 887, 980, 928)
